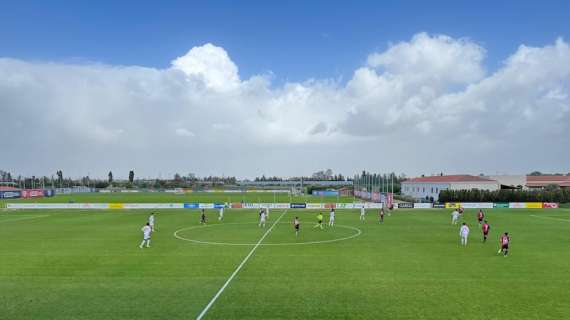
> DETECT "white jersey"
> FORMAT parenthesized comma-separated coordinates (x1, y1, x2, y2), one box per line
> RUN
(219, 208, 224, 216)
(360, 207, 365, 216)
(142, 225, 152, 239)
(329, 210, 335, 220)
(260, 212, 266, 221)
(149, 215, 155, 225)
(460, 225, 470, 237)
(452, 211, 459, 220)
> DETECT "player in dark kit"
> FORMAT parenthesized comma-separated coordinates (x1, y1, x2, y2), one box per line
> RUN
(499, 232, 510, 257)
(482, 220, 490, 242)
(477, 209, 485, 224)
(379, 208, 385, 224)
(293, 217, 300, 237)
(200, 209, 207, 225)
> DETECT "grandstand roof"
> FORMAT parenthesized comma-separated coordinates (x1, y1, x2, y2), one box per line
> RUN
(404, 175, 496, 183)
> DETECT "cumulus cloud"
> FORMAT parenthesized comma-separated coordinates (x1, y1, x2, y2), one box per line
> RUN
(1, 34, 569, 178)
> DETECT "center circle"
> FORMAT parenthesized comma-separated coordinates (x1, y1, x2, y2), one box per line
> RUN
(173, 222, 362, 246)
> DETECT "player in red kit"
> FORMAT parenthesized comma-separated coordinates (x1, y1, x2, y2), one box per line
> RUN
(482, 220, 490, 242)
(477, 209, 485, 224)
(379, 208, 385, 224)
(498, 232, 510, 257)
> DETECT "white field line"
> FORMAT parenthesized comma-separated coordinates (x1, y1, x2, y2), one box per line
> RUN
(530, 215, 570, 223)
(174, 222, 362, 246)
(0, 215, 50, 224)
(195, 210, 287, 320)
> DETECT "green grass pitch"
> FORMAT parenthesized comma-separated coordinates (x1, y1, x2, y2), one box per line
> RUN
(1, 208, 569, 319)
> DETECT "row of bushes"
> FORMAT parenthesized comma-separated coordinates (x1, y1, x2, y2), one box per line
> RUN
(438, 188, 570, 203)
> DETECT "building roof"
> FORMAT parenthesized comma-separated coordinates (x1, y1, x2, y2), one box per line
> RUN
(0, 186, 19, 191)
(404, 175, 496, 183)
(526, 175, 570, 187)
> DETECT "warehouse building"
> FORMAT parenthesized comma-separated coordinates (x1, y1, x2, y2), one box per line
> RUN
(401, 175, 500, 201)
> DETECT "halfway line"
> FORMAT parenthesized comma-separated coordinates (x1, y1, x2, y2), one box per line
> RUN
(195, 209, 288, 320)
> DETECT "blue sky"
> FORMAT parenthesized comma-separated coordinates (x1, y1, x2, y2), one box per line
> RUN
(2, 1, 570, 178)
(1, 0, 569, 83)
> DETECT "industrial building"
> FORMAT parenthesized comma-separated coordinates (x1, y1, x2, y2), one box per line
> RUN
(401, 175, 500, 201)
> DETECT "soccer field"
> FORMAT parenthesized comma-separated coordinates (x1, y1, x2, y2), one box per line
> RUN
(1, 208, 569, 319)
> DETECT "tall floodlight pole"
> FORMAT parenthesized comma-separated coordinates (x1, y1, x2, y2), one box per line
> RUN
(392, 172, 394, 197)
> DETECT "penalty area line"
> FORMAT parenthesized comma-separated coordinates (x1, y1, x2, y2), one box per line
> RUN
(195, 209, 288, 320)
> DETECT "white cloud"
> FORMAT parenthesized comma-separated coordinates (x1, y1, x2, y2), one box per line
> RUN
(175, 128, 195, 137)
(171, 43, 240, 91)
(1, 34, 569, 178)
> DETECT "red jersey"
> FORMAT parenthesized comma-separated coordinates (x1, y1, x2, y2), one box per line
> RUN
(501, 235, 510, 245)
(482, 223, 490, 233)
(478, 211, 484, 220)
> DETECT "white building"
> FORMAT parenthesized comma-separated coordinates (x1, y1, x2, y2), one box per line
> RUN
(401, 175, 500, 201)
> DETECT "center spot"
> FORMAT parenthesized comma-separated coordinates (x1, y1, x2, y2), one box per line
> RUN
(174, 222, 362, 246)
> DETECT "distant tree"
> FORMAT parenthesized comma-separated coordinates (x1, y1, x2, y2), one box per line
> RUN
(544, 184, 560, 192)
(108, 171, 113, 185)
(128, 170, 135, 183)
(174, 173, 182, 182)
(529, 171, 543, 176)
(56, 170, 64, 187)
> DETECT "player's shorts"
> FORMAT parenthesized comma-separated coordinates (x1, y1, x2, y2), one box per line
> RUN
(260, 218, 266, 222)
(295, 225, 299, 230)
(318, 220, 322, 224)
(143, 236, 150, 240)
(483, 231, 489, 235)
(502, 244, 509, 250)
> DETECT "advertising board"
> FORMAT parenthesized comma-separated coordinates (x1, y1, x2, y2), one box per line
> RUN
(0, 190, 21, 199)
(460, 203, 494, 209)
(414, 203, 433, 209)
(445, 202, 462, 209)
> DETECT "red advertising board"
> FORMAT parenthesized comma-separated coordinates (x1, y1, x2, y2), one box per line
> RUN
(21, 189, 45, 199)
(542, 202, 559, 209)
(231, 203, 243, 209)
(324, 203, 336, 209)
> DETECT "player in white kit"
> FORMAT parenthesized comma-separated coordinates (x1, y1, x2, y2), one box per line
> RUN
(459, 222, 470, 246)
(329, 208, 335, 227)
(451, 210, 459, 225)
(259, 209, 267, 228)
(149, 213, 156, 231)
(139, 223, 152, 248)
(218, 207, 224, 221)
(360, 205, 366, 223)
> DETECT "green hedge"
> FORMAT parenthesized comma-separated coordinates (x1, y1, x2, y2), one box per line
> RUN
(438, 189, 570, 203)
